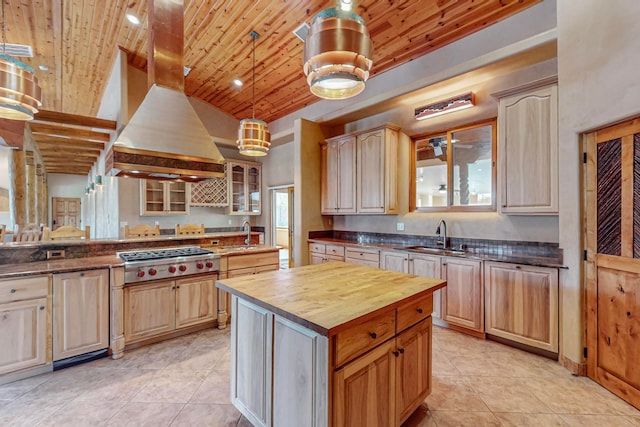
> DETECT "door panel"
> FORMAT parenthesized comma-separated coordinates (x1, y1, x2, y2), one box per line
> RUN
(586, 117, 640, 409)
(52, 197, 81, 230)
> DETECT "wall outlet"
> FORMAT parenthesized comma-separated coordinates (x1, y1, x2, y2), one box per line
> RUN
(228, 219, 232, 225)
(396, 222, 405, 231)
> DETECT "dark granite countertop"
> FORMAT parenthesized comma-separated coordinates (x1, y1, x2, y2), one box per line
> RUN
(0, 255, 124, 279)
(308, 237, 566, 269)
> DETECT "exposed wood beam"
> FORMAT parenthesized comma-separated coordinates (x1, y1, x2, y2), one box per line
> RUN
(0, 119, 26, 149)
(40, 152, 100, 160)
(29, 123, 110, 142)
(34, 109, 117, 130)
(35, 139, 104, 152)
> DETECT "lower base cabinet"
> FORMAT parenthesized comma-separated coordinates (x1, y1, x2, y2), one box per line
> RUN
(53, 269, 109, 361)
(441, 257, 483, 332)
(0, 275, 50, 376)
(124, 274, 217, 344)
(334, 318, 432, 426)
(484, 261, 558, 352)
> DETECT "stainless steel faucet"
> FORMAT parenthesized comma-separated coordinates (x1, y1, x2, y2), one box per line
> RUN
(242, 220, 251, 245)
(436, 219, 447, 249)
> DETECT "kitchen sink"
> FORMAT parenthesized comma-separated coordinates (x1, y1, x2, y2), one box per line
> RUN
(401, 246, 466, 256)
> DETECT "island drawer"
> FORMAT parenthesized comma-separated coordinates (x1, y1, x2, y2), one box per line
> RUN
(0, 276, 49, 304)
(227, 251, 279, 270)
(334, 308, 395, 367)
(325, 245, 345, 257)
(309, 243, 325, 254)
(345, 248, 379, 262)
(396, 293, 433, 333)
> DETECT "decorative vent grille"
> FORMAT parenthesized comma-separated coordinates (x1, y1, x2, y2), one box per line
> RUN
(1, 43, 34, 57)
(190, 164, 228, 207)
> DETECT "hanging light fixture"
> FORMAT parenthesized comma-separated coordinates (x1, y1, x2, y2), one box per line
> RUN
(236, 31, 270, 157)
(303, 4, 373, 100)
(0, 0, 42, 121)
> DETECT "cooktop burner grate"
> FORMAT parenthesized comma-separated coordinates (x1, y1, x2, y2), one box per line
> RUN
(118, 246, 213, 262)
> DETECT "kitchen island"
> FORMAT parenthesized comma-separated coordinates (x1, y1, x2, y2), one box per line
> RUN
(216, 261, 446, 427)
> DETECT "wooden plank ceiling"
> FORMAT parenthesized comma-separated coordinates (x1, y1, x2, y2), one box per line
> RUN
(7, 0, 541, 127)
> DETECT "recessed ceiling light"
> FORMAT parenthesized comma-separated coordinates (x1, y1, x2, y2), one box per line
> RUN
(126, 13, 140, 25)
(233, 79, 243, 87)
(38, 65, 48, 71)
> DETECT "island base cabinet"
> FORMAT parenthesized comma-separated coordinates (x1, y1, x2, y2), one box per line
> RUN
(53, 269, 109, 361)
(231, 296, 272, 427)
(333, 340, 396, 427)
(0, 298, 48, 375)
(273, 316, 328, 427)
(396, 318, 432, 424)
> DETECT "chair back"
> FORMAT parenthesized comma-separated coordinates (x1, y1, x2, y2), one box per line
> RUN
(0, 224, 5, 242)
(124, 224, 161, 238)
(14, 223, 44, 242)
(175, 223, 205, 236)
(44, 225, 90, 241)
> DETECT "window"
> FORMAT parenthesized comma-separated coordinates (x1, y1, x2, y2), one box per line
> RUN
(411, 119, 496, 212)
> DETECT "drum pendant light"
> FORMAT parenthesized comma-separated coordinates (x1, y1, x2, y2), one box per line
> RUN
(0, 1, 42, 121)
(236, 31, 270, 157)
(303, 7, 373, 100)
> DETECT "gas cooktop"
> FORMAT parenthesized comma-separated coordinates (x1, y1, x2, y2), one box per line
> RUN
(118, 246, 213, 262)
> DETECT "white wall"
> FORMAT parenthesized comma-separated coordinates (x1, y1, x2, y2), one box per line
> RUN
(557, 0, 640, 365)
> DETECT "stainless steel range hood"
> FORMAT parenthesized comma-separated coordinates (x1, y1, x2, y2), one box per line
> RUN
(105, 0, 224, 181)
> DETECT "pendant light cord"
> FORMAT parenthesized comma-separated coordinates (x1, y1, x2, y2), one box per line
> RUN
(250, 31, 259, 119)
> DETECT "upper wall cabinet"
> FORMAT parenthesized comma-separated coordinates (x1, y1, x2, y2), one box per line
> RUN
(227, 160, 261, 215)
(140, 180, 190, 216)
(321, 124, 399, 215)
(321, 135, 356, 214)
(498, 84, 558, 214)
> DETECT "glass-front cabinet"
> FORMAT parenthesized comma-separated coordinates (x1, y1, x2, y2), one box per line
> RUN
(227, 160, 261, 215)
(140, 180, 190, 215)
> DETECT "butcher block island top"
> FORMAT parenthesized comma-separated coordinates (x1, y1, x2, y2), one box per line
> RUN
(215, 261, 446, 337)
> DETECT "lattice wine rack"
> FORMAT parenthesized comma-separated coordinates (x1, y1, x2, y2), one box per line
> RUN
(190, 165, 228, 207)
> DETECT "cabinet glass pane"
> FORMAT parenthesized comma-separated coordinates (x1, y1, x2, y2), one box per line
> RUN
(232, 165, 246, 212)
(248, 167, 260, 212)
(451, 125, 493, 206)
(167, 182, 187, 212)
(415, 135, 447, 208)
(146, 180, 164, 212)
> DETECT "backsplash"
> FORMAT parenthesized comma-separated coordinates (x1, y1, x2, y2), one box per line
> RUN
(309, 230, 562, 259)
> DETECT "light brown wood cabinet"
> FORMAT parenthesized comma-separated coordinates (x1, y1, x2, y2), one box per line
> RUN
(442, 257, 483, 333)
(409, 254, 443, 320)
(333, 316, 432, 426)
(53, 269, 109, 361)
(217, 250, 280, 329)
(308, 242, 345, 264)
(380, 250, 409, 273)
(484, 261, 558, 352)
(357, 126, 399, 214)
(0, 275, 50, 376)
(345, 247, 380, 268)
(124, 274, 217, 344)
(498, 84, 558, 214)
(227, 160, 261, 215)
(321, 124, 399, 215)
(321, 136, 356, 214)
(140, 179, 190, 215)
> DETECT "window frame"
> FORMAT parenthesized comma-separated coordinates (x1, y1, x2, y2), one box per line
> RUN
(410, 118, 497, 213)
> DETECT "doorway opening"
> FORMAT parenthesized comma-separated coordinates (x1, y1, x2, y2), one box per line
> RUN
(271, 186, 294, 269)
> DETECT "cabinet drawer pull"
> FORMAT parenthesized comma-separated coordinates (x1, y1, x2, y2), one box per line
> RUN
(416, 308, 423, 314)
(442, 263, 447, 266)
(515, 265, 522, 269)
(393, 350, 400, 357)
(80, 272, 85, 277)
(398, 348, 404, 354)
(359, 253, 364, 256)
(369, 332, 377, 339)
(39, 306, 45, 310)
(10, 288, 16, 293)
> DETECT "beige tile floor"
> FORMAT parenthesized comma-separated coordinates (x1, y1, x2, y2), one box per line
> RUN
(1, 325, 638, 426)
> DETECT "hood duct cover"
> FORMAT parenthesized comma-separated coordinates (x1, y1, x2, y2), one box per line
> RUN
(106, 0, 224, 181)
